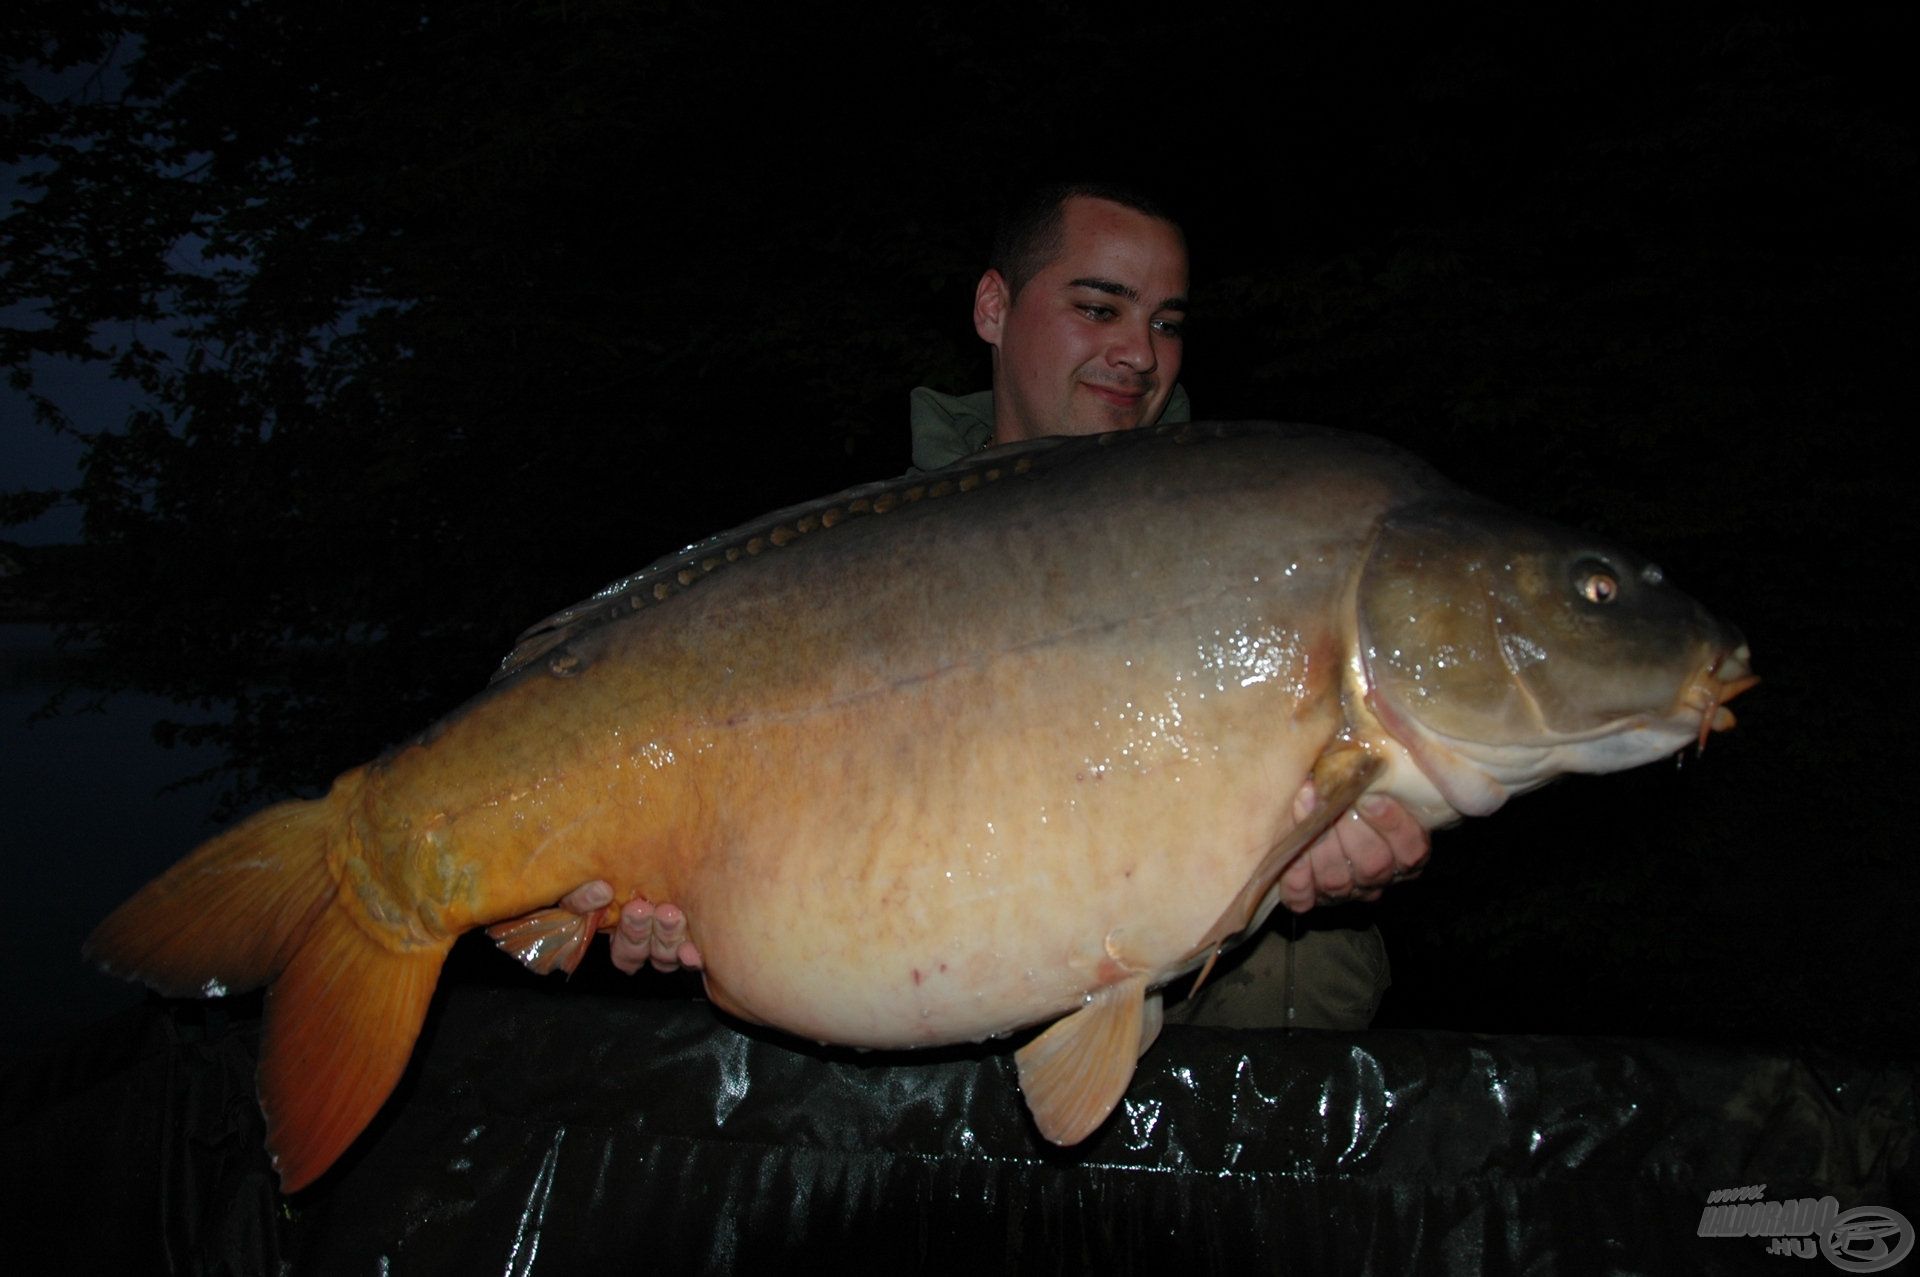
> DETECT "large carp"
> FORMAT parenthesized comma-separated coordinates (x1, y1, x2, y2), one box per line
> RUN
(87, 422, 1754, 1190)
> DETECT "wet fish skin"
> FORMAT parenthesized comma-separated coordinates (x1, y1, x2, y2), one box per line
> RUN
(84, 422, 1753, 1188)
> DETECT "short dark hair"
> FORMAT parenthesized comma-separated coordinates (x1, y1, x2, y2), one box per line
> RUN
(989, 181, 1183, 299)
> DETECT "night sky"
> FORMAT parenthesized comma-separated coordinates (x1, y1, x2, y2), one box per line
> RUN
(2, 5, 1914, 1053)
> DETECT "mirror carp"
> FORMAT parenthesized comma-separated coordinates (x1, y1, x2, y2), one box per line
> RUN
(86, 422, 1756, 1190)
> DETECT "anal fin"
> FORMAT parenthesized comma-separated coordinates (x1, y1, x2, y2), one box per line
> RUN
(486, 906, 600, 977)
(1014, 973, 1150, 1145)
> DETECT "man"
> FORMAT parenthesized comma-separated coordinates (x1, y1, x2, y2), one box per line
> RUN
(556, 183, 1429, 1028)
(913, 185, 1191, 465)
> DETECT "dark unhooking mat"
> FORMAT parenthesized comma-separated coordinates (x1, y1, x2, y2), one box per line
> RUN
(5, 985, 1913, 1275)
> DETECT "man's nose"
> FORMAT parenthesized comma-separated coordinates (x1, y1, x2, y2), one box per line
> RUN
(1106, 319, 1158, 372)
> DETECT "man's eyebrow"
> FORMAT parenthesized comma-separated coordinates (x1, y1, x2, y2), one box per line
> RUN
(1068, 277, 1189, 312)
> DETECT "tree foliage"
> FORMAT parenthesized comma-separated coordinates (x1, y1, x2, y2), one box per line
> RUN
(4, 1, 1000, 799)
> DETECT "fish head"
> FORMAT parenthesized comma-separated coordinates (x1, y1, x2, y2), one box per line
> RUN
(1353, 499, 1755, 816)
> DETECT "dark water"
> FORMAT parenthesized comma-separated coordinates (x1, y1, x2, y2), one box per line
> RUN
(0, 623, 229, 1051)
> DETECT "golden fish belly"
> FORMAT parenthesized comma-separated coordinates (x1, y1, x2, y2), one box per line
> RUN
(667, 608, 1344, 1048)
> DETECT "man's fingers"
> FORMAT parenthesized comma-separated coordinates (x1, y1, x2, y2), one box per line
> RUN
(558, 880, 613, 915)
(1291, 777, 1319, 823)
(609, 898, 655, 975)
(1308, 827, 1361, 897)
(1357, 794, 1431, 876)
(1283, 782, 1432, 911)
(650, 903, 688, 971)
(1330, 809, 1395, 886)
(1277, 856, 1318, 914)
(552, 890, 702, 975)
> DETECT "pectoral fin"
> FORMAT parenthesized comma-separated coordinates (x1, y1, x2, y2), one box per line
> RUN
(1014, 973, 1151, 1145)
(1195, 743, 1384, 953)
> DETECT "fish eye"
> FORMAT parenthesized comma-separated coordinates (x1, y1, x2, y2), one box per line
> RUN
(1574, 564, 1619, 604)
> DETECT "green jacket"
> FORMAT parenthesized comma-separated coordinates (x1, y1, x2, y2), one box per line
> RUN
(907, 383, 1193, 472)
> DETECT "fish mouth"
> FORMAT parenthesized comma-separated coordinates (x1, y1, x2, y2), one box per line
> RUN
(1684, 643, 1759, 751)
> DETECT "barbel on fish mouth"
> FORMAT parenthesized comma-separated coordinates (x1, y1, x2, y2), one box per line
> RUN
(83, 421, 1756, 1190)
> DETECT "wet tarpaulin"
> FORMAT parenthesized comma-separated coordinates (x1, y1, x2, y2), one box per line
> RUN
(4, 985, 1913, 1274)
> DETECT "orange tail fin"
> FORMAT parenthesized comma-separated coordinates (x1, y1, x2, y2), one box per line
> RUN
(83, 770, 453, 1191)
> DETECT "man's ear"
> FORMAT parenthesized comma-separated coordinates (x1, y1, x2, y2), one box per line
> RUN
(973, 269, 1011, 346)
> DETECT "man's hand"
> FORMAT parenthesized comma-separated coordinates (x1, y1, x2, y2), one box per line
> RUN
(1276, 782, 1429, 912)
(556, 881, 704, 974)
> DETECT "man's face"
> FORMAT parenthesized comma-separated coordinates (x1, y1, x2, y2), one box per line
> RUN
(975, 196, 1189, 444)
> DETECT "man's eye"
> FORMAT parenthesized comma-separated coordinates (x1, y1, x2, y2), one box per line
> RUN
(1153, 318, 1185, 338)
(1078, 304, 1115, 320)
